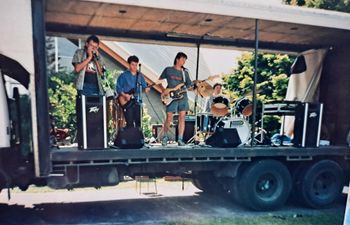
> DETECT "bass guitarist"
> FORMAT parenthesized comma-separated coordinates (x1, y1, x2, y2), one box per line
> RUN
(159, 52, 192, 146)
(116, 55, 150, 128)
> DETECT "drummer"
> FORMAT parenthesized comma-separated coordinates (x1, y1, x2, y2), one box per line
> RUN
(203, 83, 223, 113)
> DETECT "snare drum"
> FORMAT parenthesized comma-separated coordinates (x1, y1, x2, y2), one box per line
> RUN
(235, 97, 253, 117)
(221, 117, 250, 145)
(211, 96, 230, 117)
(196, 113, 218, 133)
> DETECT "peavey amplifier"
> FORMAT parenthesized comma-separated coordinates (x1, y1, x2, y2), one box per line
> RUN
(293, 103, 323, 147)
(77, 95, 107, 149)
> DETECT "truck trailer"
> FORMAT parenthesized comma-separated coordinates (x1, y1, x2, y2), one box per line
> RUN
(1, 0, 350, 211)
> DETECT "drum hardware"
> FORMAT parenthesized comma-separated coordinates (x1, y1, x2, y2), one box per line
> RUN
(187, 113, 222, 144)
(193, 80, 213, 97)
(234, 97, 253, 117)
(211, 95, 230, 117)
(192, 75, 220, 98)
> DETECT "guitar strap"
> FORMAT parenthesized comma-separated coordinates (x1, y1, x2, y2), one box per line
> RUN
(182, 69, 186, 85)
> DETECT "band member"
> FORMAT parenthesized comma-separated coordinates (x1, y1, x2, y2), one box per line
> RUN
(116, 55, 150, 128)
(159, 52, 192, 146)
(203, 83, 223, 113)
(72, 35, 105, 96)
(72, 35, 105, 149)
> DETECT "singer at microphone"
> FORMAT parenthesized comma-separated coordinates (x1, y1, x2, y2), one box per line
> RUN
(116, 55, 150, 128)
(72, 35, 105, 96)
(72, 35, 107, 149)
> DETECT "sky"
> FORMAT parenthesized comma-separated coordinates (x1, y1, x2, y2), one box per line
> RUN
(201, 48, 241, 75)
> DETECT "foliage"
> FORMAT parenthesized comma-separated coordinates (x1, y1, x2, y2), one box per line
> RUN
(223, 52, 294, 136)
(142, 107, 152, 138)
(284, 0, 350, 13)
(48, 72, 77, 136)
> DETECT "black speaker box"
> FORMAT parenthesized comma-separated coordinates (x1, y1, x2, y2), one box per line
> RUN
(77, 95, 107, 149)
(205, 128, 241, 147)
(114, 127, 144, 149)
(293, 103, 323, 147)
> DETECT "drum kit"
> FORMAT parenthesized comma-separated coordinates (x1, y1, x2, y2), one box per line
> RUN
(194, 80, 253, 146)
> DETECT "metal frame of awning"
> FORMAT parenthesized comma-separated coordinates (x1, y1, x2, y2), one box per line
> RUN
(46, 23, 320, 53)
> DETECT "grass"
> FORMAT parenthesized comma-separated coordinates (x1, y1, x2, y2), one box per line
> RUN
(160, 214, 343, 225)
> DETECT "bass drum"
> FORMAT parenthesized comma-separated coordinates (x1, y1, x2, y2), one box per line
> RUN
(221, 118, 250, 145)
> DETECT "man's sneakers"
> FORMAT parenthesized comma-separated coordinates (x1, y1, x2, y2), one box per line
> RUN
(161, 136, 186, 146)
(161, 136, 169, 146)
(177, 139, 186, 146)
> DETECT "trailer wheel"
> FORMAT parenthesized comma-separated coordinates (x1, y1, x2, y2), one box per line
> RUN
(288, 163, 308, 204)
(296, 160, 344, 208)
(226, 177, 243, 204)
(239, 160, 292, 211)
(192, 172, 224, 194)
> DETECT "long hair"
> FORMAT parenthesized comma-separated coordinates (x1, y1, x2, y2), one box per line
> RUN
(173, 52, 187, 65)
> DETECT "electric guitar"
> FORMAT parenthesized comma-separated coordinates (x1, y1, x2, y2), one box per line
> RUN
(118, 81, 160, 109)
(161, 75, 220, 106)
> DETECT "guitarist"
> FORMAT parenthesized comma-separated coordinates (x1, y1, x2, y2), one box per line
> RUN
(116, 55, 150, 128)
(159, 52, 192, 146)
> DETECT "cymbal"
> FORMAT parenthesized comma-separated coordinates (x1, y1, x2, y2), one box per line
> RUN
(193, 80, 213, 97)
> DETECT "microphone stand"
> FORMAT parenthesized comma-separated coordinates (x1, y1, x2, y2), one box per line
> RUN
(136, 64, 142, 129)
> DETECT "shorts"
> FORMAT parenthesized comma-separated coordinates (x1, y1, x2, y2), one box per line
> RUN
(166, 97, 189, 113)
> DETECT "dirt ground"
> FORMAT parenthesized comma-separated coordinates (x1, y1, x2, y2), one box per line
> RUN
(0, 180, 346, 225)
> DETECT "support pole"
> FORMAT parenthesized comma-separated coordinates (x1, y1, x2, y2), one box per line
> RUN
(251, 19, 259, 147)
(194, 43, 200, 115)
(31, 0, 50, 176)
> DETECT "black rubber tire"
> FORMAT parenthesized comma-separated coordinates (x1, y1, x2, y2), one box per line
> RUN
(226, 177, 243, 204)
(238, 160, 292, 211)
(192, 172, 224, 194)
(289, 163, 309, 204)
(225, 163, 248, 204)
(295, 160, 344, 208)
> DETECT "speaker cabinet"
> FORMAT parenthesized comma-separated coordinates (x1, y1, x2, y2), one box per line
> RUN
(175, 116, 195, 143)
(114, 127, 144, 149)
(293, 103, 323, 147)
(77, 95, 107, 149)
(205, 128, 241, 147)
(152, 124, 176, 141)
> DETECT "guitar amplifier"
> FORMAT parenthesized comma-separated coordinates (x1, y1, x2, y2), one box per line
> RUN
(174, 115, 195, 143)
(77, 95, 107, 149)
(293, 103, 323, 147)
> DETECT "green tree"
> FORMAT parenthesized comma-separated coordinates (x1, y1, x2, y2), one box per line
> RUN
(142, 108, 152, 138)
(223, 52, 294, 136)
(283, 0, 350, 13)
(48, 72, 77, 134)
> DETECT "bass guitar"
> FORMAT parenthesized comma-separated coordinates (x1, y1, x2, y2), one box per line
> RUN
(161, 75, 220, 106)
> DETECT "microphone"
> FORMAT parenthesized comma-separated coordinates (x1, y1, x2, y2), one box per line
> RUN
(92, 51, 100, 62)
(139, 63, 142, 73)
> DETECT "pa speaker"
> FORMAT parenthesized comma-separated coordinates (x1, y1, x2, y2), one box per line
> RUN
(293, 103, 323, 147)
(205, 128, 241, 147)
(114, 127, 144, 149)
(77, 95, 107, 150)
